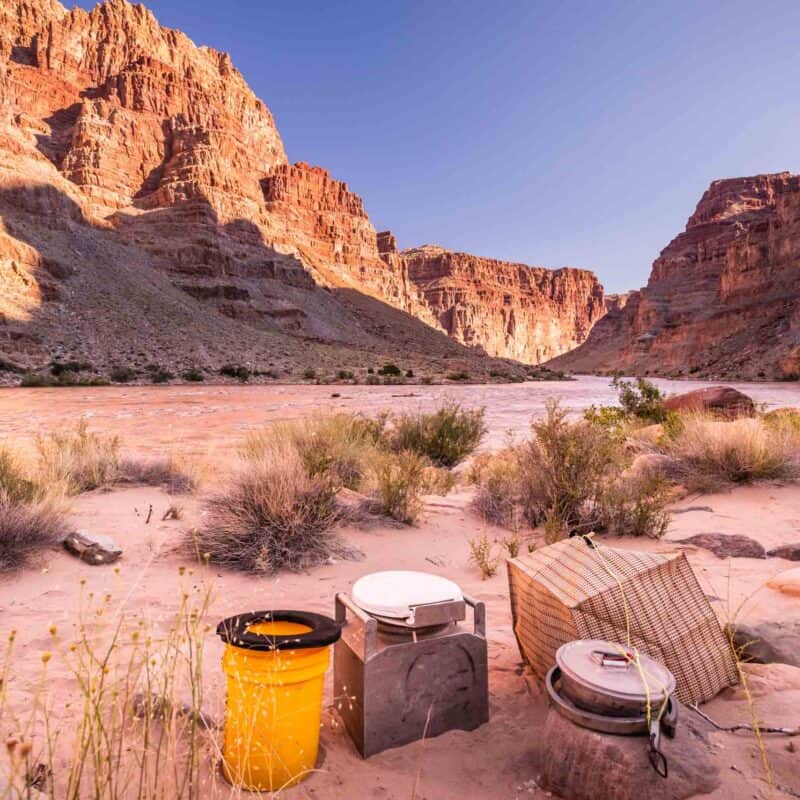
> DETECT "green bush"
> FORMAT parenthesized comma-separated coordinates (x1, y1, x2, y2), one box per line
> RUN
(392, 401, 486, 467)
(302, 367, 317, 380)
(182, 368, 204, 382)
(378, 363, 402, 377)
(150, 369, 174, 384)
(110, 366, 137, 383)
(337, 370, 354, 380)
(517, 400, 624, 540)
(219, 364, 250, 382)
(446, 371, 470, 382)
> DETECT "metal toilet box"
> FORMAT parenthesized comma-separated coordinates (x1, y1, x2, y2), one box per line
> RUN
(333, 592, 489, 757)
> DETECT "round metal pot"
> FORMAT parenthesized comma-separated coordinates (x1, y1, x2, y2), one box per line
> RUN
(555, 639, 676, 718)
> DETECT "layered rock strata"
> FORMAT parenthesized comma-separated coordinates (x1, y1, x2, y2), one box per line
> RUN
(551, 173, 800, 379)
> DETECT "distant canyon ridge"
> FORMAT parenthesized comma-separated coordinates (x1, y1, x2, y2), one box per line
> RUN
(0, 0, 797, 381)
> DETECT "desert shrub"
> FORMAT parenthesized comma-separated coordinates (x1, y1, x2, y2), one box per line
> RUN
(586, 376, 668, 429)
(365, 374, 380, 385)
(110, 365, 137, 383)
(302, 367, 316, 380)
(598, 472, 671, 538)
(37, 420, 121, 494)
(378, 363, 402, 377)
(337, 370, 354, 380)
(0, 494, 71, 572)
(0, 358, 23, 374)
(194, 440, 345, 573)
(665, 414, 800, 490)
(469, 450, 520, 527)
(763, 408, 800, 433)
(391, 401, 486, 467)
(517, 400, 625, 540)
(182, 368, 204, 382)
(119, 455, 198, 494)
(368, 450, 434, 524)
(405, 369, 414, 378)
(50, 360, 92, 376)
(219, 364, 249, 382)
(468, 533, 500, 579)
(0, 447, 39, 504)
(149, 368, 174, 384)
(446, 371, 470, 381)
(20, 371, 109, 387)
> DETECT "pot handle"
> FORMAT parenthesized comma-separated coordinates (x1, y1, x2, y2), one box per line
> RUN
(648, 714, 669, 779)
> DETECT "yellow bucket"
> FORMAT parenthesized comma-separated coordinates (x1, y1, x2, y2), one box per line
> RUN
(217, 610, 341, 791)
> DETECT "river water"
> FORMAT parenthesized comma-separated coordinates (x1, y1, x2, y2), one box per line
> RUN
(1, 376, 798, 454)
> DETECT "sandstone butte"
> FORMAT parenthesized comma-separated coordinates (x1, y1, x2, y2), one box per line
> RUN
(0, 0, 607, 379)
(549, 173, 800, 380)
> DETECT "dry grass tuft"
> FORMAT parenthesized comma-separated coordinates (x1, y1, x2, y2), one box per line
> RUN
(0, 493, 72, 572)
(665, 414, 800, 491)
(367, 450, 433, 525)
(243, 413, 387, 491)
(192, 439, 349, 574)
(0, 446, 40, 504)
(36, 420, 120, 494)
(468, 532, 500, 579)
(120, 455, 198, 494)
(469, 450, 520, 527)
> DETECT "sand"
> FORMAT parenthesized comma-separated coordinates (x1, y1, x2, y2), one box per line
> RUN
(0, 381, 799, 798)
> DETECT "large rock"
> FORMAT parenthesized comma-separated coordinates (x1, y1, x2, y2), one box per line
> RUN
(676, 533, 766, 559)
(767, 543, 800, 561)
(662, 386, 756, 418)
(530, 706, 720, 800)
(549, 173, 800, 380)
(63, 531, 122, 565)
(731, 621, 800, 668)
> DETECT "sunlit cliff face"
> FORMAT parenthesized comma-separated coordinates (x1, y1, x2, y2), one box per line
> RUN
(0, 227, 43, 322)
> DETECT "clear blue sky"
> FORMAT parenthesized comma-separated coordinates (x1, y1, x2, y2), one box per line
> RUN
(75, 0, 800, 292)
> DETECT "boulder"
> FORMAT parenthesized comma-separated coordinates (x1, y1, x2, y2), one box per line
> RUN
(767, 543, 800, 561)
(676, 533, 766, 559)
(731, 621, 800, 668)
(663, 386, 755, 418)
(63, 531, 122, 565)
(767, 567, 800, 597)
(625, 452, 684, 481)
(530, 705, 720, 800)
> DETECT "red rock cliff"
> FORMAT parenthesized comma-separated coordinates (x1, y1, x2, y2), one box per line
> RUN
(550, 172, 800, 379)
(389, 244, 606, 363)
(0, 0, 606, 371)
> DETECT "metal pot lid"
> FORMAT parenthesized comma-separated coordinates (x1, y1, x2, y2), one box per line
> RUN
(352, 571, 463, 621)
(556, 640, 676, 703)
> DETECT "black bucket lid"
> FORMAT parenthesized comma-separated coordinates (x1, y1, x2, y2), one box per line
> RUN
(217, 610, 341, 652)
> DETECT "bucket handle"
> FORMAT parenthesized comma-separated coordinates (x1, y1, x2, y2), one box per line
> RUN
(335, 593, 378, 659)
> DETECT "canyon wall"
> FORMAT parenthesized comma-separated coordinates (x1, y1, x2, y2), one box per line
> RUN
(550, 173, 800, 379)
(380, 241, 606, 363)
(0, 0, 605, 376)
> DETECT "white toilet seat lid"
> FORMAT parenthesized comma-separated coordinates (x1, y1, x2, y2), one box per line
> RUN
(352, 570, 463, 620)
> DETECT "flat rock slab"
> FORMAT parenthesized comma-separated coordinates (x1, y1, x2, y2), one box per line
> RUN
(767, 543, 800, 561)
(530, 705, 720, 800)
(63, 531, 122, 565)
(677, 533, 765, 559)
(767, 567, 800, 597)
(731, 621, 800, 668)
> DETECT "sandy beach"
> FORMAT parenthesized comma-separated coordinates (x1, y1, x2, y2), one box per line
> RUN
(0, 380, 799, 798)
